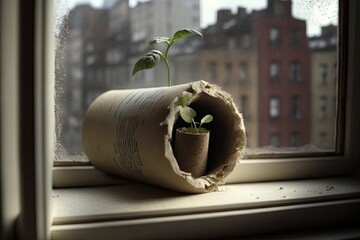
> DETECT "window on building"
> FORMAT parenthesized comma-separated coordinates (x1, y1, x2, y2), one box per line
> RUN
(320, 63, 328, 85)
(290, 27, 301, 48)
(291, 95, 301, 120)
(289, 61, 302, 82)
(320, 96, 328, 119)
(269, 61, 280, 81)
(269, 97, 280, 119)
(269, 27, 280, 47)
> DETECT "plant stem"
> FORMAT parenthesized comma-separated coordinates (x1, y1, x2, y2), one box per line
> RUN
(192, 119, 198, 133)
(164, 42, 173, 86)
(165, 42, 172, 59)
(165, 59, 172, 86)
(158, 53, 172, 86)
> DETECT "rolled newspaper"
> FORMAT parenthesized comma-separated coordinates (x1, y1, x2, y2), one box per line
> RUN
(82, 80, 246, 193)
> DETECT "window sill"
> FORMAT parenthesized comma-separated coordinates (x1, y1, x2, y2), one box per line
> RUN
(51, 177, 360, 239)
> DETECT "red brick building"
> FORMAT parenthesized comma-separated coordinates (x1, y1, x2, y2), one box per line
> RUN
(254, 0, 311, 147)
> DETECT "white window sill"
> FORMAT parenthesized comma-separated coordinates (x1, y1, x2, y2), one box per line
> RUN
(51, 177, 360, 239)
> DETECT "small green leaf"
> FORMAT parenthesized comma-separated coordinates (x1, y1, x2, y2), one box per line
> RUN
(172, 28, 203, 42)
(200, 114, 213, 124)
(179, 106, 196, 123)
(132, 50, 163, 76)
(177, 92, 193, 107)
(148, 36, 172, 45)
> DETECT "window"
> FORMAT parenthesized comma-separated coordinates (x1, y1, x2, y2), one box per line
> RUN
(320, 63, 328, 85)
(291, 95, 301, 120)
(6, 0, 360, 239)
(55, 0, 343, 159)
(269, 61, 280, 81)
(269, 27, 280, 47)
(320, 96, 328, 119)
(290, 27, 301, 48)
(269, 97, 280, 119)
(289, 61, 302, 82)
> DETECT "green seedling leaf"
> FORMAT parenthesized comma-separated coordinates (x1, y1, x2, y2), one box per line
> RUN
(177, 92, 193, 107)
(132, 50, 163, 76)
(148, 36, 172, 45)
(172, 28, 203, 42)
(200, 114, 213, 124)
(132, 28, 203, 86)
(180, 106, 196, 123)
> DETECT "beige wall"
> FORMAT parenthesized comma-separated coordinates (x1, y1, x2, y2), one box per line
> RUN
(199, 50, 258, 148)
(311, 51, 337, 149)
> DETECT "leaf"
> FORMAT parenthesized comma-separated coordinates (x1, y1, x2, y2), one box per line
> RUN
(172, 28, 203, 42)
(177, 92, 193, 107)
(179, 106, 196, 123)
(132, 50, 163, 76)
(200, 114, 213, 124)
(148, 36, 172, 45)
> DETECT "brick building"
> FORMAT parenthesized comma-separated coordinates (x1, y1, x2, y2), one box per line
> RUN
(254, 0, 311, 147)
(198, 0, 311, 148)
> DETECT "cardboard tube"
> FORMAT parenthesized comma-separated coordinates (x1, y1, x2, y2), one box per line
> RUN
(82, 81, 246, 193)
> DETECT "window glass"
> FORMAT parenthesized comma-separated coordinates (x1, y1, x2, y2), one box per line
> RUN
(269, 61, 280, 81)
(269, 96, 280, 119)
(319, 63, 328, 85)
(289, 61, 302, 82)
(269, 27, 280, 47)
(55, 0, 339, 162)
(291, 95, 301, 120)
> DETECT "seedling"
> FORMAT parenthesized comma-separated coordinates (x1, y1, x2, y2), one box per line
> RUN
(177, 92, 213, 134)
(132, 28, 203, 86)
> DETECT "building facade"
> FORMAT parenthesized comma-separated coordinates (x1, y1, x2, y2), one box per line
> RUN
(309, 25, 337, 149)
(255, 0, 311, 148)
(198, 8, 258, 148)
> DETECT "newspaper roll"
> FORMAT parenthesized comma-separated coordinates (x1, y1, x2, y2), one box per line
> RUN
(82, 80, 246, 193)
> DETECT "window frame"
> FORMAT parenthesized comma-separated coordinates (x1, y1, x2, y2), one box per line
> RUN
(6, 0, 359, 238)
(52, 0, 357, 186)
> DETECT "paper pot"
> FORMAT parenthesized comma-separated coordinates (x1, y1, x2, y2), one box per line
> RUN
(174, 129, 210, 178)
(82, 80, 246, 193)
